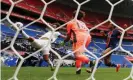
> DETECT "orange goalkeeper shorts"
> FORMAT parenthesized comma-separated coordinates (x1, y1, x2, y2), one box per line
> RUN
(72, 35, 91, 53)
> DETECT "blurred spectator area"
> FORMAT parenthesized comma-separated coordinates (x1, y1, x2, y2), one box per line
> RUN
(1, 0, 133, 40)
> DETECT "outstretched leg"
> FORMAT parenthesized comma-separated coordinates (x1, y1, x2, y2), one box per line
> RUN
(21, 30, 54, 70)
(21, 30, 30, 39)
(103, 47, 120, 72)
(86, 60, 102, 73)
(75, 54, 90, 74)
(43, 50, 54, 71)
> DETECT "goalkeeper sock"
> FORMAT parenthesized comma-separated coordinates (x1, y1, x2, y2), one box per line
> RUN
(76, 59, 82, 70)
(76, 55, 90, 64)
(75, 56, 90, 71)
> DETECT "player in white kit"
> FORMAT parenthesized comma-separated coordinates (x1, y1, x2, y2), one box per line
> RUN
(15, 22, 65, 71)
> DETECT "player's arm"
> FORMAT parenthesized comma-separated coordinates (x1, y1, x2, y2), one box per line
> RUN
(64, 34, 71, 42)
(100, 30, 107, 37)
(64, 23, 72, 42)
(116, 29, 122, 36)
(59, 34, 67, 39)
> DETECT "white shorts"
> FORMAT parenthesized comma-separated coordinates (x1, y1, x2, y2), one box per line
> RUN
(31, 39, 51, 55)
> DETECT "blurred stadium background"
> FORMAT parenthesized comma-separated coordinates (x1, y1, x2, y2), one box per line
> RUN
(1, 0, 133, 80)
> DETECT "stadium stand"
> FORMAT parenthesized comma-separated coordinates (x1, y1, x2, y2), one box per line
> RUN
(1, 0, 133, 28)
(1, 0, 133, 68)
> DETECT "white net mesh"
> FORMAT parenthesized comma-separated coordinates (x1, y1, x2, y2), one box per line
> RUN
(1, 0, 133, 80)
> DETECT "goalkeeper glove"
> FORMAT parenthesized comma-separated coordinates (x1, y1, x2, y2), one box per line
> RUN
(60, 41, 65, 46)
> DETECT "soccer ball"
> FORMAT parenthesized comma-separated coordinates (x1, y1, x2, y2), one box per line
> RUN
(15, 22, 23, 28)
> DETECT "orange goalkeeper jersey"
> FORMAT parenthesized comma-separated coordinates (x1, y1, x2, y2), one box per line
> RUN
(67, 20, 91, 52)
(67, 20, 90, 42)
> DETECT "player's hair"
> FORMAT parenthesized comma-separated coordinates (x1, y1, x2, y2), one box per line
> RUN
(53, 22, 60, 27)
(109, 23, 116, 30)
(111, 24, 116, 29)
(73, 10, 85, 20)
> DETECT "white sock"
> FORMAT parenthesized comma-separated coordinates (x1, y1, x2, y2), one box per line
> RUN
(48, 59, 53, 68)
(77, 68, 81, 71)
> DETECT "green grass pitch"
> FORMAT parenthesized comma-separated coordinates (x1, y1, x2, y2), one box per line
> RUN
(1, 67, 132, 80)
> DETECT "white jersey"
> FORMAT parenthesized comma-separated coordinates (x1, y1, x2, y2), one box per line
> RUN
(31, 31, 61, 55)
(39, 31, 61, 43)
(77, 20, 88, 30)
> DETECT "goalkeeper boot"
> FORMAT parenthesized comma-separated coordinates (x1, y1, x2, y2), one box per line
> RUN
(76, 69, 81, 75)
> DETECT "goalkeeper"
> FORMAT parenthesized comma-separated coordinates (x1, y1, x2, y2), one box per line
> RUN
(63, 11, 92, 74)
